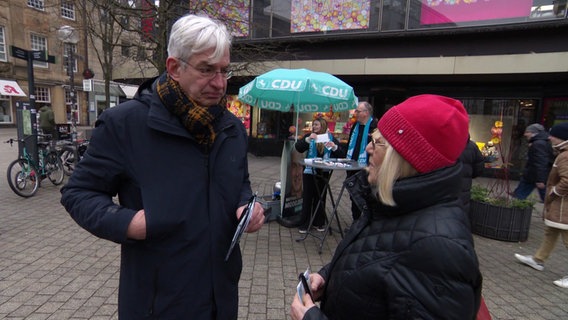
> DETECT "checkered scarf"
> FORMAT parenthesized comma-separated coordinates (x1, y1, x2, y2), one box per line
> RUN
(156, 72, 225, 146)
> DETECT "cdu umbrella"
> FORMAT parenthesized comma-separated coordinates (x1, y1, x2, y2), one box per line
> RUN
(237, 68, 358, 113)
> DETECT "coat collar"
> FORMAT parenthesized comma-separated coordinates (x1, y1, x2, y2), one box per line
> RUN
(135, 77, 233, 141)
(346, 163, 463, 219)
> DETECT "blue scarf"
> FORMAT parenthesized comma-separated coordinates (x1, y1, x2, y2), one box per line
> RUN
(347, 117, 373, 166)
(304, 132, 332, 175)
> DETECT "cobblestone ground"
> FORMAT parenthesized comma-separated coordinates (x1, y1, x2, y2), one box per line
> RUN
(1, 127, 567, 319)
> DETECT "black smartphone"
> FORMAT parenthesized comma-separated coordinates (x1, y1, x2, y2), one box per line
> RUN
(298, 272, 313, 299)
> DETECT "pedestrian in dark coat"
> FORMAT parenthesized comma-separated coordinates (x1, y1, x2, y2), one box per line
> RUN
(290, 94, 482, 320)
(459, 137, 485, 214)
(60, 14, 265, 319)
(512, 123, 554, 202)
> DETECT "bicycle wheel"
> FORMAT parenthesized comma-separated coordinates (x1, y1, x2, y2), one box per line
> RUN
(45, 152, 65, 185)
(60, 146, 76, 176)
(7, 159, 39, 197)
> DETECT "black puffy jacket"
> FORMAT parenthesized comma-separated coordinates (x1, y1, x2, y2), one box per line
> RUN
(304, 164, 482, 320)
(459, 140, 485, 213)
(523, 131, 554, 184)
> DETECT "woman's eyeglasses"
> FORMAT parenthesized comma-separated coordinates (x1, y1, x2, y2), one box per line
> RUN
(368, 134, 386, 149)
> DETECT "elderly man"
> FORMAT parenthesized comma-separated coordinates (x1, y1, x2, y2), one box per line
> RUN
(512, 123, 554, 202)
(61, 14, 264, 319)
(345, 101, 378, 221)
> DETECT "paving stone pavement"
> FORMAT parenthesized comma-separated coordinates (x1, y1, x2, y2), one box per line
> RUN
(1, 127, 568, 319)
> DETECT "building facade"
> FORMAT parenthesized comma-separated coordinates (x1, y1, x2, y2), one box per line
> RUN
(0, 0, 157, 130)
(224, 0, 568, 175)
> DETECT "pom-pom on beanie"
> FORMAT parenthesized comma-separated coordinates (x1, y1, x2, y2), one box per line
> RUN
(377, 94, 469, 173)
(549, 122, 568, 141)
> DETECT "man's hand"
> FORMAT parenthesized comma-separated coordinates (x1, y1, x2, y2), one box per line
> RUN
(237, 202, 264, 233)
(127, 209, 147, 240)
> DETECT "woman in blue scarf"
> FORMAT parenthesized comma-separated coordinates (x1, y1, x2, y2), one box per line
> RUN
(295, 118, 344, 233)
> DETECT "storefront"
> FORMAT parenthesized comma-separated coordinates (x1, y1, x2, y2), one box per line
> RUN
(226, 94, 356, 156)
(0, 79, 27, 125)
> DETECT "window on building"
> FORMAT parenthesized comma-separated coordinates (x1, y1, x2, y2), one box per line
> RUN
(27, 0, 44, 10)
(30, 34, 48, 68)
(63, 43, 77, 73)
(121, 41, 130, 57)
(0, 95, 11, 123)
(61, 1, 76, 20)
(136, 45, 146, 61)
(35, 86, 51, 104)
(0, 26, 6, 62)
(120, 15, 129, 27)
(461, 97, 537, 173)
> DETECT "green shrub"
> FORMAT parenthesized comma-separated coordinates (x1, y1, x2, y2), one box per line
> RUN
(471, 184, 535, 209)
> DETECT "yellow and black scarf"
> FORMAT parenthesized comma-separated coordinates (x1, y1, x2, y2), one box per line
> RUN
(156, 73, 226, 146)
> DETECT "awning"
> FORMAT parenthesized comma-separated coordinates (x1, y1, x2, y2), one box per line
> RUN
(119, 84, 139, 99)
(93, 83, 126, 97)
(0, 79, 27, 96)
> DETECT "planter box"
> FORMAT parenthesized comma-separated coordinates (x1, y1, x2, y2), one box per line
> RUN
(469, 200, 533, 242)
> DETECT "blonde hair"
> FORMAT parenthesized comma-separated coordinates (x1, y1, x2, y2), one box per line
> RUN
(367, 130, 418, 206)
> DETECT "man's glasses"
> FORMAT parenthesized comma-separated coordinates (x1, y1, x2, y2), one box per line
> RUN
(179, 60, 233, 80)
(368, 134, 386, 149)
(354, 109, 366, 114)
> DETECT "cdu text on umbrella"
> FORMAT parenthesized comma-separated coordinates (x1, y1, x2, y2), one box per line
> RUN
(322, 86, 350, 99)
(270, 80, 304, 91)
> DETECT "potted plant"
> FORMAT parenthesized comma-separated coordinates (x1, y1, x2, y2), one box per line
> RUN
(469, 120, 536, 242)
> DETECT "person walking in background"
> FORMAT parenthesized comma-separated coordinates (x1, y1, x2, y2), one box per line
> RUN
(511, 123, 554, 202)
(294, 117, 344, 233)
(60, 14, 265, 319)
(290, 94, 481, 320)
(38, 104, 56, 139)
(459, 135, 485, 214)
(345, 101, 377, 222)
(515, 122, 568, 288)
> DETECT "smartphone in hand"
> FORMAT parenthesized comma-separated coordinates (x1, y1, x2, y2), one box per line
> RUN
(296, 268, 313, 304)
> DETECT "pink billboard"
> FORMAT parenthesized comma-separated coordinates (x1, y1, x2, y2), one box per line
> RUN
(421, 0, 533, 25)
(291, 0, 370, 33)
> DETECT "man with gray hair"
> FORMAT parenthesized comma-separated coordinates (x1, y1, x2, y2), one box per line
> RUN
(511, 123, 554, 202)
(61, 14, 264, 319)
(345, 101, 377, 221)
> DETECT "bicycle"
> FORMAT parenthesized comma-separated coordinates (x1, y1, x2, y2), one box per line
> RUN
(5, 134, 65, 198)
(58, 139, 89, 176)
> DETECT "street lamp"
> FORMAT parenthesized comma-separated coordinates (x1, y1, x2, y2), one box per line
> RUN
(57, 25, 79, 164)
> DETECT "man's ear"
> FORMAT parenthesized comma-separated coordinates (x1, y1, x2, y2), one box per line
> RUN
(166, 57, 182, 81)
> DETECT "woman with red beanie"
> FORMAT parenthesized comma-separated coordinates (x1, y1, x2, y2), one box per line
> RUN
(290, 94, 482, 320)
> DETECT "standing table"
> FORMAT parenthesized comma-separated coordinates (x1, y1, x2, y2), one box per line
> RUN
(296, 158, 364, 254)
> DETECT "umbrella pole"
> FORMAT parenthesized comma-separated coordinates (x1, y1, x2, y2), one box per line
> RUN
(295, 111, 299, 142)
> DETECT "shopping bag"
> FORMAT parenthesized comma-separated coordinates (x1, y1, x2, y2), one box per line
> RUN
(476, 296, 492, 320)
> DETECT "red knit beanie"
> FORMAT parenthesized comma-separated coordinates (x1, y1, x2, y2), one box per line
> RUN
(378, 94, 469, 173)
